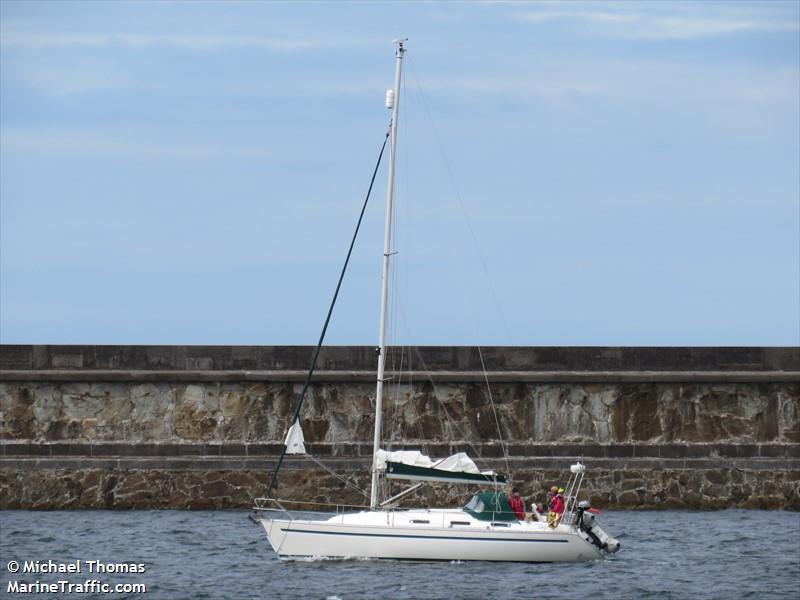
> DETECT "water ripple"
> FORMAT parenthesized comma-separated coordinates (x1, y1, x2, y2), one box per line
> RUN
(1, 509, 799, 599)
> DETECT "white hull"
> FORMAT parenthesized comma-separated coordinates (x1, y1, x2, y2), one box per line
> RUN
(258, 509, 603, 563)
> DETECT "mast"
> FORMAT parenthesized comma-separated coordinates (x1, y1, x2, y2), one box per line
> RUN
(371, 39, 405, 510)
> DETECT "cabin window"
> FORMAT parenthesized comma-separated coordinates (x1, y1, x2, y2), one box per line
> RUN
(464, 496, 484, 513)
(491, 522, 510, 527)
(450, 521, 471, 527)
(410, 519, 430, 524)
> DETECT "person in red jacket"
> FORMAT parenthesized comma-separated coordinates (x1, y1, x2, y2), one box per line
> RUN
(508, 487, 525, 520)
(551, 487, 565, 515)
(547, 485, 566, 528)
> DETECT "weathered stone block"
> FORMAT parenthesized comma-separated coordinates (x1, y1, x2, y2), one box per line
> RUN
(705, 469, 731, 485)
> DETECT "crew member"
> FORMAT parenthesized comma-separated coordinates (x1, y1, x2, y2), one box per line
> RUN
(547, 485, 565, 528)
(508, 487, 525, 520)
(552, 487, 565, 514)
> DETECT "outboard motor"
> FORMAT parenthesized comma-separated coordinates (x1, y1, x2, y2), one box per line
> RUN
(576, 501, 621, 554)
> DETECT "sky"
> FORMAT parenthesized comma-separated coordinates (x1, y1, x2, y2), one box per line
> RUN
(1, 0, 798, 347)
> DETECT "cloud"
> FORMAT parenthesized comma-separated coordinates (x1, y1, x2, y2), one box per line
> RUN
(10, 58, 133, 95)
(0, 127, 280, 163)
(409, 59, 797, 107)
(518, 3, 799, 39)
(522, 9, 635, 25)
(410, 75, 608, 99)
(0, 32, 356, 52)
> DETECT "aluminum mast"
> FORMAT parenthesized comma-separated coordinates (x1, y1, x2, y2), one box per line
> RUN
(370, 39, 405, 509)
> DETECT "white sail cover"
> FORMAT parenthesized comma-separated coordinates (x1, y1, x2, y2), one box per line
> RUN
(374, 450, 481, 474)
(284, 420, 306, 455)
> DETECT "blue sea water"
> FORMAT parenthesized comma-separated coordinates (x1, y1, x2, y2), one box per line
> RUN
(1, 509, 799, 599)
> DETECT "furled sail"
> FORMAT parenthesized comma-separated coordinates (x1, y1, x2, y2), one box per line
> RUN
(284, 420, 306, 455)
(375, 449, 507, 485)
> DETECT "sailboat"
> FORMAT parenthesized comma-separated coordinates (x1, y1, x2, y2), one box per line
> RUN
(253, 40, 621, 563)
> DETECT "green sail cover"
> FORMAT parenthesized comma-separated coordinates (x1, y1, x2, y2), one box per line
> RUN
(384, 461, 508, 486)
(463, 492, 517, 522)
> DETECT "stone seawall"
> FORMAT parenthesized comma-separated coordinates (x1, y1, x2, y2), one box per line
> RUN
(1, 345, 798, 510)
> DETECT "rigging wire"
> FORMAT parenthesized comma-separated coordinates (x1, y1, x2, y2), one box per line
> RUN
(383, 66, 415, 453)
(477, 346, 510, 474)
(306, 455, 369, 498)
(266, 129, 390, 497)
(407, 55, 515, 346)
(386, 65, 429, 454)
(406, 55, 512, 474)
(391, 293, 495, 474)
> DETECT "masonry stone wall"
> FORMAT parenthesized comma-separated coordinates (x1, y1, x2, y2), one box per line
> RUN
(1, 345, 798, 510)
